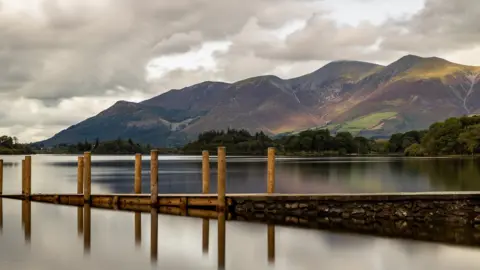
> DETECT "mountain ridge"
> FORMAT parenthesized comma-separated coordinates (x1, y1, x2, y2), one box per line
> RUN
(38, 54, 480, 147)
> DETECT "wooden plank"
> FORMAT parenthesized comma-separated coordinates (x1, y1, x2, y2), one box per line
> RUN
(159, 197, 181, 206)
(188, 197, 217, 206)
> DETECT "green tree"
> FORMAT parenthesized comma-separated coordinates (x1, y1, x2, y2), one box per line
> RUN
(458, 125, 480, 155)
(404, 143, 426, 156)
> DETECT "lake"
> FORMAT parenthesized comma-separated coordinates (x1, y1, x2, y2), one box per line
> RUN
(1, 154, 480, 269)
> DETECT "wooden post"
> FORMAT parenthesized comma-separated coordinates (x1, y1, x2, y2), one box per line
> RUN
(25, 156, 31, 197)
(217, 147, 226, 211)
(83, 152, 91, 202)
(135, 212, 141, 246)
(268, 224, 275, 263)
(21, 159, 25, 196)
(135, 154, 142, 194)
(150, 150, 158, 205)
(0, 159, 3, 195)
(202, 151, 210, 194)
(77, 156, 84, 194)
(267, 147, 275, 194)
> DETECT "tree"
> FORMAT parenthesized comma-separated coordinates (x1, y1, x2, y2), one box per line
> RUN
(458, 125, 480, 155)
(404, 143, 426, 156)
(94, 138, 100, 150)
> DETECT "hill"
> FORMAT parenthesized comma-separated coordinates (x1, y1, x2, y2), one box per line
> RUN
(39, 55, 480, 147)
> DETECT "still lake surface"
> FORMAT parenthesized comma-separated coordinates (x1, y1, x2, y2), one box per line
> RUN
(1, 154, 480, 269)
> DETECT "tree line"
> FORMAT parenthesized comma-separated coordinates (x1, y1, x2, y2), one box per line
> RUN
(182, 128, 385, 155)
(183, 115, 480, 156)
(403, 115, 480, 156)
(0, 135, 34, 154)
(34, 138, 160, 155)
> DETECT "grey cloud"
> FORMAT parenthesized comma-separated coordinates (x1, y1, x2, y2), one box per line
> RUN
(242, 13, 384, 62)
(151, 32, 205, 55)
(380, 0, 480, 55)
(244, 0, 480, 63)
(0, 0, 321, 103)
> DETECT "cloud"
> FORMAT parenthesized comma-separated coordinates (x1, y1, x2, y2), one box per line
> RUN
(0, 0, 320, 102)
(380, 0, 480, 56)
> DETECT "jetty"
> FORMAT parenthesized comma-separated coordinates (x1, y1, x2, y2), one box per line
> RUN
(2, 147, 480, 248)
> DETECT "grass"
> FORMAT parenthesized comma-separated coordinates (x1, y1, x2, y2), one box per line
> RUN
(393, 60, 480, 83)
(278, 112, 398, 136)
(336, 112, 398, 135)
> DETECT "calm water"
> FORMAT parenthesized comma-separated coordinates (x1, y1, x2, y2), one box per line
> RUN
(1, 155, 480, 269)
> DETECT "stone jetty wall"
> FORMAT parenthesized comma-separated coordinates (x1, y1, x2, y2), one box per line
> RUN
(230, 193, 480, 225)
(230, 193, 480, 246)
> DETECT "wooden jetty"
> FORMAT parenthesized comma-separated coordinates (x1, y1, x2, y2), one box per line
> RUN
(3, 147, 480, 248)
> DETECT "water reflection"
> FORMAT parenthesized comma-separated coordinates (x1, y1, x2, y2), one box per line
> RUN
(77, 206, 83, 236)
(0, 198, 2, 233)
(268, 224, 275, 263)
(150, 208, 158, 262)
(20, 199, 31, 243)
(23, 200, 31, 243)
(84, 204, 91, 254)
(202, 218, 209, 253)
(6, 200, 276, 269)
(135, 212, 141, 247)
(218, 211, 226, 269)
(2, 200, 480, 269)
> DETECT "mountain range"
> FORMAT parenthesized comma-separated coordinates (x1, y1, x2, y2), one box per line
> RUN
(39, 54, 480, 147)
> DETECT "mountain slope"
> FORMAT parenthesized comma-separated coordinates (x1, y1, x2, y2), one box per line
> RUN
(39, 101, 196, 147)
(316, 55, 480, 137)
(39, 55, 480, 147)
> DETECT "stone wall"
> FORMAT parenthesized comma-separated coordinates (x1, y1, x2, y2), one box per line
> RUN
(230, 193, 480, 246)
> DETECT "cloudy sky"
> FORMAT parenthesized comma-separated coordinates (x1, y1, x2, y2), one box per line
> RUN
(0, 0, 479, 142)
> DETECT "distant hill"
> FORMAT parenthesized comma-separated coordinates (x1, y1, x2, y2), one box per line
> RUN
(39, 55, 480, 147)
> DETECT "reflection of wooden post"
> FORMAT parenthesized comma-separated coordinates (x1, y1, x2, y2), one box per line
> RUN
(150, 208, 158, 262)
(202, 151, 210, 194)
(0, 198, 3, 233)
(21, 159, 25, 196)
(135, 212, 141, 246)
(267, 147, 275, 194)
(22, 198, 25, 227)
(25, 156, 31, 197)
(84, 152, 91, 202)
(135, 154, 142, 194)
(84, 204, 91, 254)
(217, 147, 226, 211)
(202, 218, 209, 253)
(150, 150, 158, 205)
(218, 211, 226, 269)
(77, 207, 84, 236)
(0, 159, 3, 195)
(25, 200, 31, 243)
(268, 225, 275, 263)
(77, 157, 84, 194)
